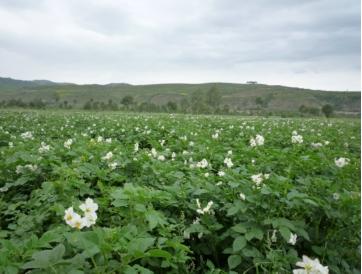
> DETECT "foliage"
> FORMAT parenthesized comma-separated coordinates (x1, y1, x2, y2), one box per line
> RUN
(0, 77, 360, 114)
(322, 104, 334, 118)
(121, 96, 135, 107)
(0, 110, 360, 273)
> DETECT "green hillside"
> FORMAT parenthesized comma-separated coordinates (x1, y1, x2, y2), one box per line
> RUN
(0, 77, 360, 114)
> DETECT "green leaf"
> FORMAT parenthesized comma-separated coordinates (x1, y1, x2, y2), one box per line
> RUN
(231, 224, 247, 234)
(145, 210, 167, 230)
(232, 236, 246, 252)
(37, 229, 63, 248)
(245, 228, 263, 241)
(279, 227, 291, 242)
(22, 244, 65, 269)
(128, 237, 155, 254)
(146, 249, 172, 259)
(125, 265, 153, 274)
(261, 186, 272, 195)
(227, 206, 239, 216)
(242, 247, 262, 258)
(271, 218, 296, 230)
(65, 231, 101, 258)
(228, 255, 241, 269)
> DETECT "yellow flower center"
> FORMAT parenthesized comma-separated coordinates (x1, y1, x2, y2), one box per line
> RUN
(305, 264, 313, 273)
(74, 221, 82, 229)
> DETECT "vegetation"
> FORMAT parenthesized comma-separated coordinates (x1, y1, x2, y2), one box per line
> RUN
(0, 110, 360, 273)
(0, 77, 360, 117)
(321, 104, 334, 118)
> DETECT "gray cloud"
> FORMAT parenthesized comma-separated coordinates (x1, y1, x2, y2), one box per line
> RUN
(0, 0, 360, 90)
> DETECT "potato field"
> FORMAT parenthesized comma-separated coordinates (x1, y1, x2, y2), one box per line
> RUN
(0, 111, 360, 274)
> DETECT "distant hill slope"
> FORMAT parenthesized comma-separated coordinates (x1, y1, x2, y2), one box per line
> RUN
(0, 77, 360, 113)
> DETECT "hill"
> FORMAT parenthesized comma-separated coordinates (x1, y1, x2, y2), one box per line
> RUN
(0, 77, 360, 114)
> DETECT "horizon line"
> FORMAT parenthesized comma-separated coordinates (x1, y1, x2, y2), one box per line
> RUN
(0, 75, 360, 93)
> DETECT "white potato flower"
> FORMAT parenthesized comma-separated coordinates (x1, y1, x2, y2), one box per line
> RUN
(196, 159, 209, 168)
(292, 134, 303, 144)
(64, 207, 76, 226)
(108, 162, 118, 170)
(16, 165, 23, 174)
(83, 212, 97, 227)
(196, 199, 214, 215)
(79, 198, 99, 214)
(239, 192, 246, 201)
(293, 255, 329, 274)
(334, 157, 350, 168)
(249, 137, 256, 147)
(251, 173, 264, 185)
(38, 142, 50, 153)
(271, 229, 277, 242)
(255, 134, 264, 145)
(311, 142, 323, 148)
(64, 208, 86, 229)
(250, 134, 264, 147)
(72, 214, 87, 230)
(102, 152, 113, 161)
(224, 157, 233, 168)
(218, 171, 225, 177)
(251, 173, 269, 188)
(64, 139, 73, 149)
(134, 142, 139, 152)
(332, 193, 340, 200)
(21, 131, 33, 139)
(64, 198, 99, 230)
(288, 233, 297, 245)
(157, 155, 166, 161)
(25, 164, 38, 172)
(151, 148, 157, 158)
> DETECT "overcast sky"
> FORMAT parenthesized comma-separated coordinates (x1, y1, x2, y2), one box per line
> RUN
(0, 0, 360, 90)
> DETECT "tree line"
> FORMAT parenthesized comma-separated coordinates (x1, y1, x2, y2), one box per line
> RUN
(0, 86, 336, 117)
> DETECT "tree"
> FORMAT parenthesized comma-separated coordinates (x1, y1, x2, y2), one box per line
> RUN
(107, 99, 118, 110)
(92, 101, 100, 110)
(121, 95, 134, 107)
(255, 97, 263, 107)
(100, 102, 106, 110)
(166, 101, 178, 112)
(321, 104, 334, 118)
(83, 101, 92, 110)
(299, 105, 320, 116)
(222, 104, 230, 114)
(180, 98, 189, 113)
(206, 86, 222, 109)
(190, 90, 205, 114)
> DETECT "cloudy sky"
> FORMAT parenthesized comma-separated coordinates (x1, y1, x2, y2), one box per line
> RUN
(0, 0, 360, 90)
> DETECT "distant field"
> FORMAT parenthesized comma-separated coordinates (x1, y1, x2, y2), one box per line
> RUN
(0, 110, 360, 273)
(0, 77, 360, 114)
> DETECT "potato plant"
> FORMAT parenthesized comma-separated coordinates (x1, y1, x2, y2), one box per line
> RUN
(0, 111, 360, 273)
